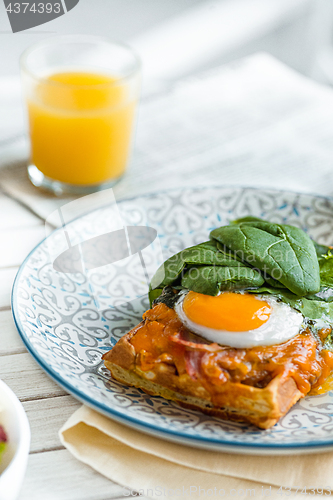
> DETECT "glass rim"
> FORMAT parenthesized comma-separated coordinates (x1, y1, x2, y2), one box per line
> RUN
(20, 34, 141, 89)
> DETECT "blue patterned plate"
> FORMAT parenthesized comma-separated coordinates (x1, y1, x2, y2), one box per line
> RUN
(11, 187, 333, 455)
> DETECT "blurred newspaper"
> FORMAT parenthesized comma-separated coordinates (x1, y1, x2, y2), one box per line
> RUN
(117, 52, 333, 200)
(1, 53, 333, 220)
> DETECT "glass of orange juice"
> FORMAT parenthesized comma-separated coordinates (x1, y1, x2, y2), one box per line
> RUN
(20, 35, 140, 195)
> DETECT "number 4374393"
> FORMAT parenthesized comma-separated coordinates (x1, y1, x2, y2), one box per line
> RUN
(277, 487, 331, 495)
(5, 3, 61, 14)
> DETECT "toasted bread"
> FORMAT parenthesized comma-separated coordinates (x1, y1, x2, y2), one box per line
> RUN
(101, 296, 333, 429)
(104, 358, 302, 429)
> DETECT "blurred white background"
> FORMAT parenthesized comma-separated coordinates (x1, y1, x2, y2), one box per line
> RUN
(1, 0, 333, 93)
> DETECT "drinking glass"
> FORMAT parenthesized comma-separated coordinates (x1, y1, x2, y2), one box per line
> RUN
(20, 35, 140, 195)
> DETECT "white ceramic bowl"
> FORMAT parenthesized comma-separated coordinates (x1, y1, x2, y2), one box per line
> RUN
(0, 380, 30, 500)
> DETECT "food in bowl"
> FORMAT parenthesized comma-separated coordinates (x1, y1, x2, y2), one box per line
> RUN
(0, 380, 30, 500)
(0, 421, 7, 465)
(102, 217, 333, 429)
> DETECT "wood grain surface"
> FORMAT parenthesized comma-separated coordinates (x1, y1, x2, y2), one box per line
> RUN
(0, 190, 127, 499)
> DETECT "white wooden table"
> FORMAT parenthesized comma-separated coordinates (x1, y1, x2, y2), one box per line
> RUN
(3, 53, 333, 499)
(0, 189, 128, 500)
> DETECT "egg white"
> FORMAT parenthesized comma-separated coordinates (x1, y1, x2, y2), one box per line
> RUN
(174, 293, 304, 348)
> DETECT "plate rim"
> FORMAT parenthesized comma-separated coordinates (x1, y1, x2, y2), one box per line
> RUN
(11, 185, 333, 454)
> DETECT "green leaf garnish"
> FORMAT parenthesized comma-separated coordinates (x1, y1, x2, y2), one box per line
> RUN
(181, 265, 264, 296)
(210, 220, 320, 296)
(150, 240, 241, 292)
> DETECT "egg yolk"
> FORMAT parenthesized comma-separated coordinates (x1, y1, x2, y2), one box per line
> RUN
(182, 291, 271, 332)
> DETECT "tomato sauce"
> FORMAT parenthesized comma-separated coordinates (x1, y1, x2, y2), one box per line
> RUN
(130, 302, 333, 397)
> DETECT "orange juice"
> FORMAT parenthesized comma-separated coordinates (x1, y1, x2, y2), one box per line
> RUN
(27, 71, 137, 185)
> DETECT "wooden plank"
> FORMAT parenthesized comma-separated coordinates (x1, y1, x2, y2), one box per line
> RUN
(18, 449, 125, 500)
(0, 309, 26, 356)
(0, 353, 67, 401)
(0, 266, 18, 308)
(0, 225, 45, 269)
(0, 192, 41, 230)
(22, 395, 81, 453)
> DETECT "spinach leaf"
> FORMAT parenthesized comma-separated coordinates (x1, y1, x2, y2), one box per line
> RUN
(216, 241, 243, 262)
(264, 275, 287, 288)
(314, 241, 331, 260)
(210, 220, 320, 296)
(181, 265, 264, 296)
(148, 287, 164, 305)
(318, 253, 333, 288)
(149, 240, 240, 292)
(311, 242, 333, 289)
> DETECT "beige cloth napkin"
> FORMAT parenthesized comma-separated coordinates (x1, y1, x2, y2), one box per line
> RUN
(59, 405, 333, 499)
